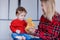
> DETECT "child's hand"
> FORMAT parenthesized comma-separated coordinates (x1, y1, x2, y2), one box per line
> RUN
(16, 30, 20, 34)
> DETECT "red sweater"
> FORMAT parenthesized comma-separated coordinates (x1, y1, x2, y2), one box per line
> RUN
(38, 12, 60, 40)
(10, 19, 27, 33)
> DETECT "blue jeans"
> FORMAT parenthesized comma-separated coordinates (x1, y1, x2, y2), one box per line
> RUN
(11, 33, 32, 40)
(30, 38, 42, 40)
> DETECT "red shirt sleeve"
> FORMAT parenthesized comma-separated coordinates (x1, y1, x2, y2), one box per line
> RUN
(10, 20, 18, 33)
(10, 19, 27, 33)
(10, 25, 16, 33)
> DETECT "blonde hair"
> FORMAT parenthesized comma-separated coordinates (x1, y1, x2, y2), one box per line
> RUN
(40, 0, 55, 21)
(40, 0, 55, 4)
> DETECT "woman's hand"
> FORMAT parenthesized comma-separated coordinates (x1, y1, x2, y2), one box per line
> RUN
(28, 27, 36, 34)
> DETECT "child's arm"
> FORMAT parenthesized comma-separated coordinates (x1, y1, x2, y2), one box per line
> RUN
(10, 25, 21, 34)
(10, 21, 20, 33)
(10, 25, 16, 33)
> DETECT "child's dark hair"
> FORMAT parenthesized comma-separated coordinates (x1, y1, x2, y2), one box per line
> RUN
(16, 7, 27, 15)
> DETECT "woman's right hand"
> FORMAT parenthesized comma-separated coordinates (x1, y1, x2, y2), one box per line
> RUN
(29, 27, 36, 34)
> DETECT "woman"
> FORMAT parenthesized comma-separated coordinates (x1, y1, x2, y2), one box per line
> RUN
(38, 0, 60, 40)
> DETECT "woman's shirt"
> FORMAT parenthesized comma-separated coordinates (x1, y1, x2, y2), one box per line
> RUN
(38, 12, 60, 40)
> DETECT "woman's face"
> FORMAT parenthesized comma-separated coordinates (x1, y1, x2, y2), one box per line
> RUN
(41, 1, 47, 14)
(41, 1, 55, 21)
(41, 1, 53, 15)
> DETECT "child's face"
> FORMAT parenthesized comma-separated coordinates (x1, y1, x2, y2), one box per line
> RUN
(17, 11, 26, 20)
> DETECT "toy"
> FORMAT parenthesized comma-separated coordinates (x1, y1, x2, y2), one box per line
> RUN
(25, 18, 35, 34)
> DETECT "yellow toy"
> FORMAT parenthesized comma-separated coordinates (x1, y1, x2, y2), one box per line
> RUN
(25, 18, 35, 34)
